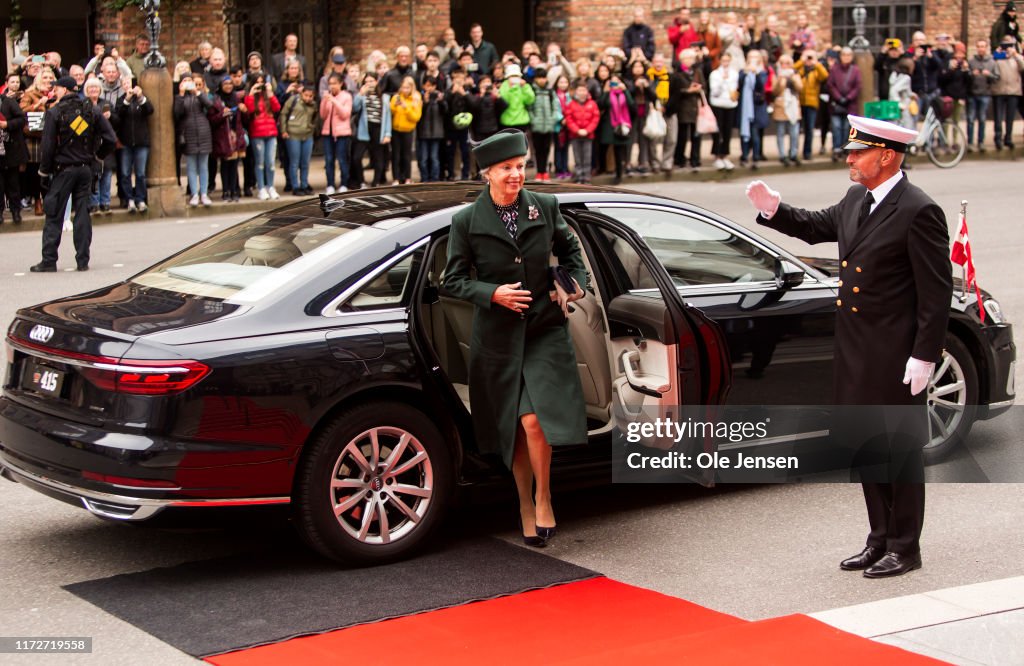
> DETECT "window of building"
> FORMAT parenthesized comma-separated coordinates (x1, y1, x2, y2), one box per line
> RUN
(832, 0, 924, 49)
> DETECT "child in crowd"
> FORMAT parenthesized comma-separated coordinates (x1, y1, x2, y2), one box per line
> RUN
(279, 83, 319, 195)
(389, 75, 422, 184)
(416, 75, 447, 182)
(319, 72, 353, 193)
(528, 68, 562, 180)
(564, 82, 600, 184)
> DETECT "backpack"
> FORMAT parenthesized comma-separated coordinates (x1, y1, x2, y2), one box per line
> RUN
(56, 96, 97, 155)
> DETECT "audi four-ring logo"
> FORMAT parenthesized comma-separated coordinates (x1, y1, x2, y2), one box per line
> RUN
(29, 325, 55, 343)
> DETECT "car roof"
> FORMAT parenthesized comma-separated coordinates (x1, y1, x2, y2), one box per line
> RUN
(265, 182, 682, 226)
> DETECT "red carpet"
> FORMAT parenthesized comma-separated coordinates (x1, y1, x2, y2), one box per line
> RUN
(206, 576, 948, 665)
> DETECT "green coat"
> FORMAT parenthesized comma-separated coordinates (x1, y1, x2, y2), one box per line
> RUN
(444, 188, 589, 468)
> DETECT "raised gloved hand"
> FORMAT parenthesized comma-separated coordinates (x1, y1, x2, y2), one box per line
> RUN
(902, 357, 934, 396)
(745, 180, 781, 219)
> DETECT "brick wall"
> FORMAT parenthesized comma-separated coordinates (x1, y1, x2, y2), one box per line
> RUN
(331, 0, 450, 64)
(90, 0, 1004, 74)
(93, 0, 226, 69)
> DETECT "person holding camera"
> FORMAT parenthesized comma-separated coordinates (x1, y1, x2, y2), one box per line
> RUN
(209, 75, 247, 202)
(874, 39, 904, 101)
(319, 73, 353, 194)
(909, 33, 941, 121)
(112, 80, 153, 212)
(666, 48, 705, 173)
(83, 80, 115, 215)
(244, 75, 281, 199)
(623, 8, 656, 62)
(416, 76, 447, 182)
(352, 73, 392, 188)
(389, 76, 422, 185)
(31, 76, 115, 273)
(991, 37, 1024, 150)
(826, 47, 862, 161)
(465, 23, 499, 77)
(443, 70, 472, 180)
(795, 49, 829, 161)
(279, 83, 318, 196)
(709, 52, 739, 170)
(174, 73, 214, 206)
(939, 44, 972, 129)
(596, 73, 635, 184)
(19, 67, 56, 217)
(0, 76, 28, 225)
(466, 74, 508, 149)
(967, 40, 1000, 151)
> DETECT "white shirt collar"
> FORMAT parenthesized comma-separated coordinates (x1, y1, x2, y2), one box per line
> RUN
(867, 170, 904, 213)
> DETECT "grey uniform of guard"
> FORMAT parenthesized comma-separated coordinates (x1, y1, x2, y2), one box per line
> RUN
(443, 188, 589, 468)
(38, 95, 117, 269)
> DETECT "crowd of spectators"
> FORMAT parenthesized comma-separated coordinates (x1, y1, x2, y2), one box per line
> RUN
(1, 3, 1022, 220)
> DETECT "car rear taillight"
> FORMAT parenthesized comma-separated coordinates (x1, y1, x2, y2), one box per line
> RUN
(9, 335, 210, 395)
(79, 359, 211, 395)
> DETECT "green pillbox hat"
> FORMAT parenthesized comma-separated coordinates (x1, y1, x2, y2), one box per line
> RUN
(472, 129, 529, 169)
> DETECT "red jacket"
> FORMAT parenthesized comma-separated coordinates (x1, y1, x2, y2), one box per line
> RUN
(245, 93, 281, 138)
(564, 97, 600, 139)
(668, 19, 700, 54)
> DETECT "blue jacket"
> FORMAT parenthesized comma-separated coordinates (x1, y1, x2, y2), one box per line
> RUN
(353, 93, 393, 142)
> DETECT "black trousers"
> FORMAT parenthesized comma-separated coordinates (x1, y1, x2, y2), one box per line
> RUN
(41, 165, 92, 267)
(365, 123, 388, 186)
(392, 131, 414, 183)
(220, 158, 239, 196)
(1, 165, 22, 214)
(532, 132, 553, 175)
(677, 121, 701, 167)
(611, 143, 628, 179)
(863, 481, 925, 556)
(711, 107, 736, 156)
(243, 149, 256, 193)
(348, 139, 366, 189)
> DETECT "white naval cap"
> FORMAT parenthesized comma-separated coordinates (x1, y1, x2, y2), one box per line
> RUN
(844, 115, 918, 153)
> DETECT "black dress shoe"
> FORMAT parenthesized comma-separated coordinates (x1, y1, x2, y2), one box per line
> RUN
(11, 209, 22, 224)
(839, 546, 886, 570)
(30, 262, 57, 272)
(863, 551, 922, 578)
(76, 263, 89, 272)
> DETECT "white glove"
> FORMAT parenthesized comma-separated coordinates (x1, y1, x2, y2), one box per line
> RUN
(902, 357, 934, 396)
(745, 180, 781, 219)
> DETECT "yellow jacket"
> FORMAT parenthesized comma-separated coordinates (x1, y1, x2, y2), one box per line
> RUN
(794, 61, 829, 109)
(647, 66, 671, 104)
(390, 91, 423, 133)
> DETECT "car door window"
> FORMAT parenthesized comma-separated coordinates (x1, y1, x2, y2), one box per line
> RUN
(590, 206, 777, 287)
(338, 247, 425, 313)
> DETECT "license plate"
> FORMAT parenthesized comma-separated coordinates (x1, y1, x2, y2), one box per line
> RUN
(22, 360, 66, 397)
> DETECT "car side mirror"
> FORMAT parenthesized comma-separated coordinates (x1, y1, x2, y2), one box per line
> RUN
(775, 258, 805, 289)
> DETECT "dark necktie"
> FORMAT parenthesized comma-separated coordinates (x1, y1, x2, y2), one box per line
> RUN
(857, 191, 875, 229)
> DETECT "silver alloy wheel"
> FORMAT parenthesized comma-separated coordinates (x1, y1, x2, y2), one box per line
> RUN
(329, 426, 434, 545)
(926, 350, 967, 449)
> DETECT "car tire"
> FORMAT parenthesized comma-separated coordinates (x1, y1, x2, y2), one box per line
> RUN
(292, 401, 453, 565)
(923, 333, 978, 464)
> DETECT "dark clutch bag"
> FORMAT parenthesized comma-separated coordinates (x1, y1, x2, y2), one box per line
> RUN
(548, 265, 578, 314)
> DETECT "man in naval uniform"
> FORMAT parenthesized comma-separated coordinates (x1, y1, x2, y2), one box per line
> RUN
(745, 115, 953, 577)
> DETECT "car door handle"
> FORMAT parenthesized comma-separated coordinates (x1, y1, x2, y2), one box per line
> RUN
(621, 350, 670, 397)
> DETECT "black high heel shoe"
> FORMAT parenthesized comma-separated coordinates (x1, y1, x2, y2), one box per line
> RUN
(536, 525, 557, 540)
(519, 516, 547, 548)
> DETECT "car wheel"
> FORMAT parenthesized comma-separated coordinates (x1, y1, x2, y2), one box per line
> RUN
(923, 334, 978, 464)
(292, 401, 453, 564)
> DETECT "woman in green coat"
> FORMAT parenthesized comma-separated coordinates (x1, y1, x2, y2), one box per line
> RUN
(443, 129, 588, 547)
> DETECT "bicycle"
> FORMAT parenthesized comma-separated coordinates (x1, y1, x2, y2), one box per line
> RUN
(906, 100, 966, 168)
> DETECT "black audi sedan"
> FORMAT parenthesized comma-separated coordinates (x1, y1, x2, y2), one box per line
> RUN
(1, 184, 1015, 564)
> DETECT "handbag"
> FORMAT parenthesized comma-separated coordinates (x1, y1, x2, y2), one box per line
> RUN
(643, 103, 667, 140)
(548, 265, 581, 316)
(696, 91, 719, 135)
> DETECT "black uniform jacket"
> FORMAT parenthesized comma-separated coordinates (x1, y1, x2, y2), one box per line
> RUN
(39, 96, 117, 174)
(758, 173, 953, 405)
(443, 188, 589, 466)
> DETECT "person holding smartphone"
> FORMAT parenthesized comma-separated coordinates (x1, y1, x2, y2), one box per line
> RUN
(991, 37, 1024, 150)
(244, 75, 282, 199)
(174, 74, 214, 206)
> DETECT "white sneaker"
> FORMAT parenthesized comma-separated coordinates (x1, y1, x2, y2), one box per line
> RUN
(200, 194, 213, 207)
(257, 188, 269, 201)
(713, 158, 725, 170)
(137, 201, 148, 212)
(127, 200, 137, 212)
(325, 185, 335, 195)
(338, 186, 348, 193)
(188, 194, 199, 207)
(723, 159, 735, 171)
(268, 187, 280, 200)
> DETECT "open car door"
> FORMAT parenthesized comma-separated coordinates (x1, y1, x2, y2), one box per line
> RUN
(565, 209, 731, 483)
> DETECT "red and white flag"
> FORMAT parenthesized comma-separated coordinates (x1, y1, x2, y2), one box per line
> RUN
(950, 207, 983, 322)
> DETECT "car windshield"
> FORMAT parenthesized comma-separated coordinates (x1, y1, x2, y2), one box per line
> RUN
(131, 214, 403, 303)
